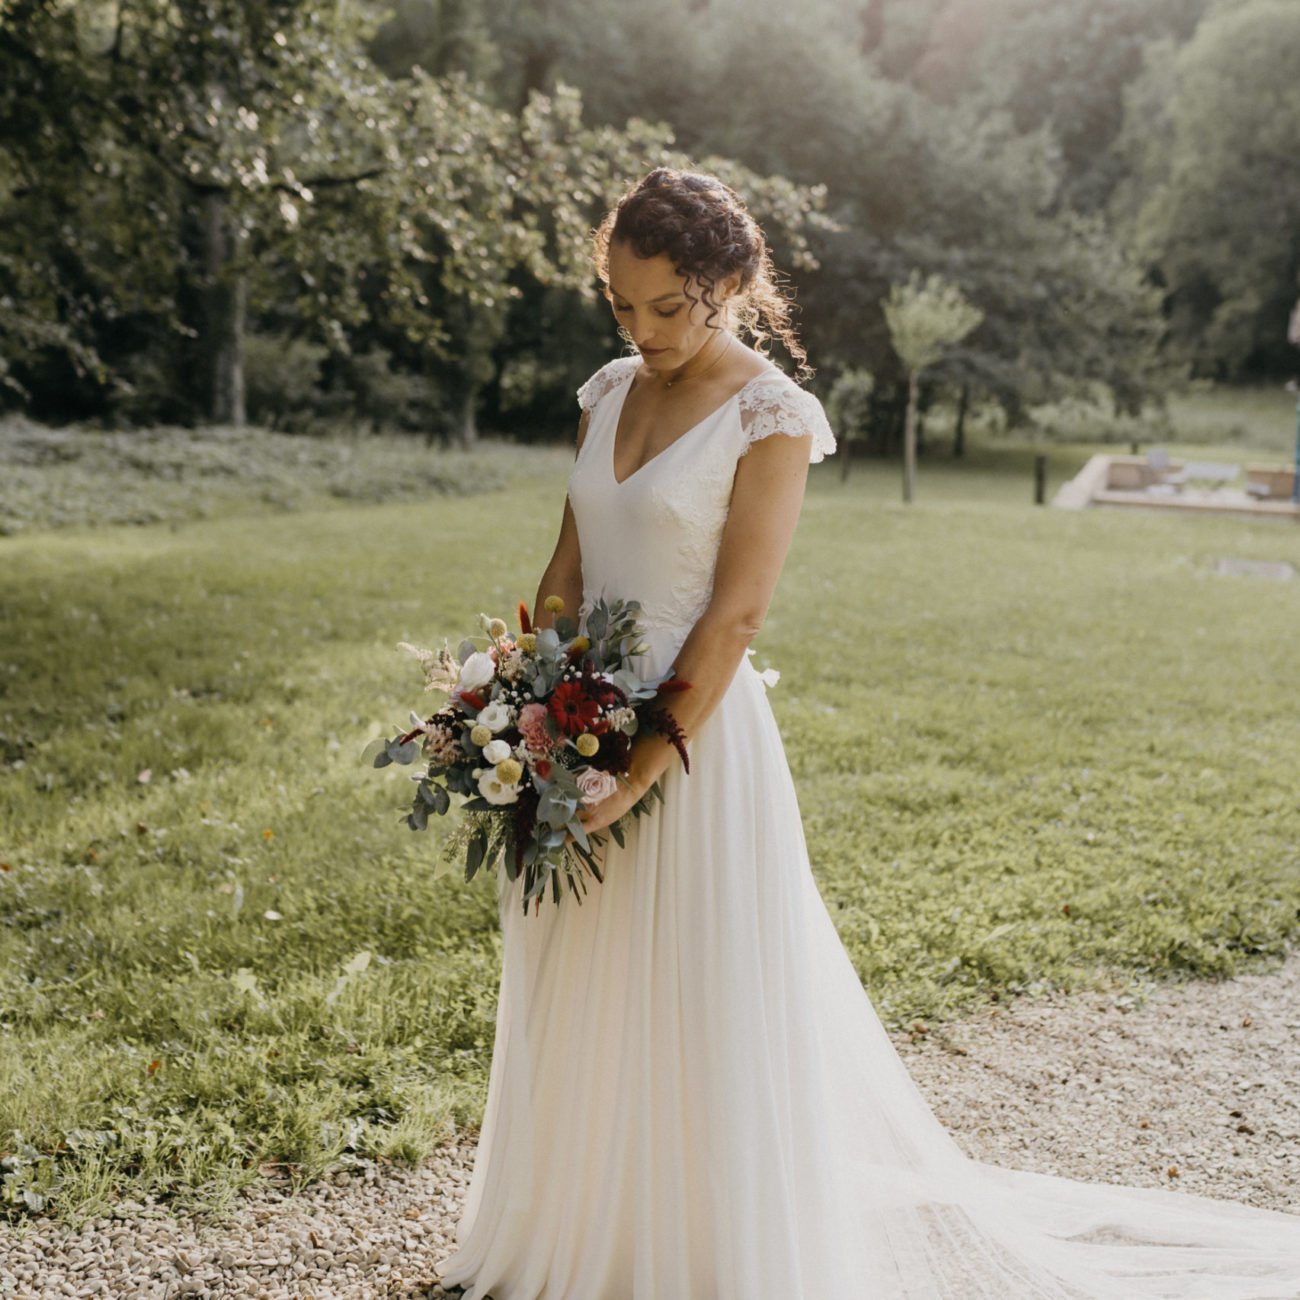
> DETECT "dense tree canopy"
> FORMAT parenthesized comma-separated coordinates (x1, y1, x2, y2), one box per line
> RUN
(0, 0, 1292, 436)
(1115, 0, 1300, 378)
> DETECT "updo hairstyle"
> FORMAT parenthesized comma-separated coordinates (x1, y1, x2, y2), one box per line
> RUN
(593, 168, 810, 380)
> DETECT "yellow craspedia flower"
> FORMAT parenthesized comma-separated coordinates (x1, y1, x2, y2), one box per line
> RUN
(544, 595, 565, 614)
(487, 618, 508, 639)
(575, 732, 600, 757)
(470, 724, 492, 747)
(569, 635, 591, 654)
(517, 633, 537, 653)
(495, 758, 523, 785)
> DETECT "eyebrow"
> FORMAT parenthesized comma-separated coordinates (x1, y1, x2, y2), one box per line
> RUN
(608, 286, 685, 304)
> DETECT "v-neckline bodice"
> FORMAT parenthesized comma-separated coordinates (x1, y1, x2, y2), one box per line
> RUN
(607, 367, 770, 488)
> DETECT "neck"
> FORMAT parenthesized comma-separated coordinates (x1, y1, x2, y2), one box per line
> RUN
(662, 331, 731, 388)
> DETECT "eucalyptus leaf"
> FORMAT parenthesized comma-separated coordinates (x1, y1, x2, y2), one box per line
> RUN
(538, 786, 577, 829)
(445, 766, 475, 796)
(388, 738, 421, 765)
(548, 763, 582, 796)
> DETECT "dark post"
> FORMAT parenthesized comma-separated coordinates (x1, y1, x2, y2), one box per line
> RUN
(1034, 454, 1047, 505)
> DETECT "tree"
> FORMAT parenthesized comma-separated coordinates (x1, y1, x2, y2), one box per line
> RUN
(932, 0, 1212, 211)
(825, 368, 875, 482)
(0, 1, 829, 431)
(1, 0, 428, 422)
(882, 271, 982, 502)
(526, 0, 1169, 430)
(1116, 0, 1300, 377)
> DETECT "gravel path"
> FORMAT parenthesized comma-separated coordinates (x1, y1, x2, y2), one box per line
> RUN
(3, 953, 1297, 1298)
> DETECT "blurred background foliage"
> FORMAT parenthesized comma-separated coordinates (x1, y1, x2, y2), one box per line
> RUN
(1, 0, 1297, 449)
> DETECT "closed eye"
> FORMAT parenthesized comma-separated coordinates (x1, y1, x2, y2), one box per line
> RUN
(610, 301, 683, 318)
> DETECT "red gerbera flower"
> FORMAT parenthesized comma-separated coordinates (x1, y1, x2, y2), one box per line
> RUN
(549, 681, 601, 736)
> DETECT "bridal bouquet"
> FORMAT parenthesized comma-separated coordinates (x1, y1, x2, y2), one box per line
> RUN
(371, 597, 688, 908)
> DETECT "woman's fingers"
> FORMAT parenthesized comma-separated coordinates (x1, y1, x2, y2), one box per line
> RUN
(575, 787, 635, 837)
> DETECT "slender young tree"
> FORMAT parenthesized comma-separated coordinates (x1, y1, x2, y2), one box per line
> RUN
(883, 271, 982, 502)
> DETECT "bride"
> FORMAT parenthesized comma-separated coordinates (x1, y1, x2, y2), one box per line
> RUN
(437, 168, 1300, 1298)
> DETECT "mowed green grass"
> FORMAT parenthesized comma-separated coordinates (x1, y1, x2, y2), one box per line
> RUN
(2, 440, 1298, 1220)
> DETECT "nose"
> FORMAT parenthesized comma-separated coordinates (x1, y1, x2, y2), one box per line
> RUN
(631, 312, 660, 346)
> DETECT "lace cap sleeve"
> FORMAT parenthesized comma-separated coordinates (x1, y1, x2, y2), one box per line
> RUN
(737, 372, 837, 464)
(576, 356, 639, 413)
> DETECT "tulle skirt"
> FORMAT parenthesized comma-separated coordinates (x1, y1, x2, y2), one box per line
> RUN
(438, 659, 1300, 1298)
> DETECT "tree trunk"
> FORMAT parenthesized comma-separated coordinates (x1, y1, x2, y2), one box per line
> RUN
(202, 191, 246, 426)
(953, 382, 970, 458)
(458, 381, 480, 450)
(903, 371, 919, 504)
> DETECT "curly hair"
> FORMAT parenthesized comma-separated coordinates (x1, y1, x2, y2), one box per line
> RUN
(593, 168, 811, 381)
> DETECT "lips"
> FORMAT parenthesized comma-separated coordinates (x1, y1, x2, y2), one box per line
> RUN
(639, 347, 668, 357)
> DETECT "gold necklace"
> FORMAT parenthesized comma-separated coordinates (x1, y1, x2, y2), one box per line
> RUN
(662, 332, 732, 388)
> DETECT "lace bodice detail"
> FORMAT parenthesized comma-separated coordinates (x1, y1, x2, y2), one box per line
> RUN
(567, 357, 835, 669)
(576, 356, 640, 416)
(576, 356, 835, 463)
(735, 370, 836, 464)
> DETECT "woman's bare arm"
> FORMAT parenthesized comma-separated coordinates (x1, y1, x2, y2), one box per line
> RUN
(578, 428, 813, 834)
(532, 411, 589, 631)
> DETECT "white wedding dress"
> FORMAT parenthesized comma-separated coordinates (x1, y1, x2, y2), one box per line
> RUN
(439, 356, 1300, 1299)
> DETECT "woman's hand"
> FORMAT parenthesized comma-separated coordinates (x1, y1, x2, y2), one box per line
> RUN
(575, 773, 648, 839)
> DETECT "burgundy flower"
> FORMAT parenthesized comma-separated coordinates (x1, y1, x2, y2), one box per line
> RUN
(549, 681, 601, 737)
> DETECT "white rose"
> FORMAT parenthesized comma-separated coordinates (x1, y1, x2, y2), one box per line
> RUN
(477, 701, 512, 733)
(478, 768, 521, 806)
(576, 767, 620, 805)
(481, 738, 512, 764)
(457, 651, 496, 693)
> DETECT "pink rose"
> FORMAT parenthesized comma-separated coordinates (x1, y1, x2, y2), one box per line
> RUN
(576, 767, 620, 805)
(518, 702, 553, 752)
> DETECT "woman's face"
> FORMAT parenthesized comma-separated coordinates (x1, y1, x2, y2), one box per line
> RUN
(605, 241, 730, 376)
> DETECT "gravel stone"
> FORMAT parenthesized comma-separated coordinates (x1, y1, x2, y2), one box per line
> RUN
(2, 955, 1296, 1298)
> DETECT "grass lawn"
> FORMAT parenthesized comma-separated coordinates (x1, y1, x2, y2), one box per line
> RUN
(2, 434, 1298, 1221)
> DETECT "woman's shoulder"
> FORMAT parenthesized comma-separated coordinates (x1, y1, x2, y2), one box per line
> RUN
(736, 362, 836, 465)
(576, 356, 640, 413)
